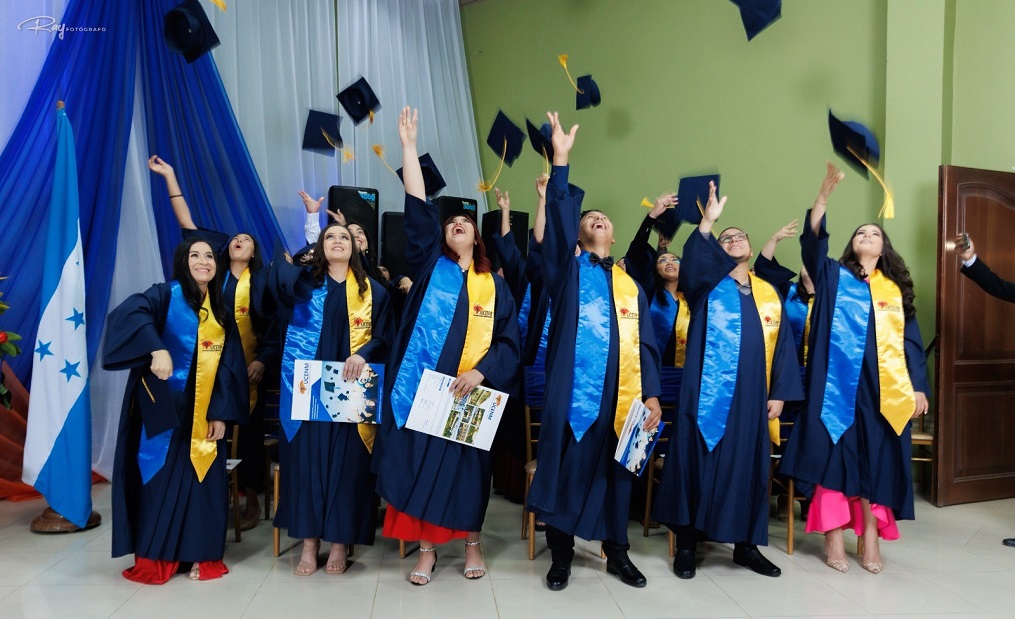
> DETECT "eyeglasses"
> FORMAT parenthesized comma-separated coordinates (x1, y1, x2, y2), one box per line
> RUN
(656, 256, 681, 265)
(718, 232, 748, 245)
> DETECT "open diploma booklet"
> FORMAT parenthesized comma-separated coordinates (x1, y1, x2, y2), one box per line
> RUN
(404, 369, 508, 451)
(614, 399, 661, 476)
(291, 360, 384, 424)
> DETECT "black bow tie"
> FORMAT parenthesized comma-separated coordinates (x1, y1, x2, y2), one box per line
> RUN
(588, 253, 614, 270)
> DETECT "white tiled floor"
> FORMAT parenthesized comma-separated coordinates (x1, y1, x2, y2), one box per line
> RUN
(1, 483, 1014, 618)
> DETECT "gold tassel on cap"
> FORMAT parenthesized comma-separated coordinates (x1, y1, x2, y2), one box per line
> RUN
(847, 146, 895, 219)
(373, 144, 395, 173)
(558, 54, 584, 94)
(640, 198, 654, 208)
(320, 128, 354, 163)
(478, 138, 507, 192)
(368, 110, 375, 125)
(209, 0, 227, 11)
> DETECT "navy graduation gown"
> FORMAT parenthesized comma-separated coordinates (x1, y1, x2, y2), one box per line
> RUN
(526, 166, 662, 544)
(652, 231, 802, 545)
(778, 213, 929, 519)
(372, 193, 520, 532)
(103, 283, 248, 562)
(268, 260, 393, 544)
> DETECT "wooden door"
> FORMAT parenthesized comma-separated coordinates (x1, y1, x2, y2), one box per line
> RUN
(936, 165, 1015, 506)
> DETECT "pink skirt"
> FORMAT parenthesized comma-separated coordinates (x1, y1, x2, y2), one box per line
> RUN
(804, 485, 900, 540)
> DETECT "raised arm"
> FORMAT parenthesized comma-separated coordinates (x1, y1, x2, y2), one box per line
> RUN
(541, 111, 583, 289)
(809, 162, 844, 236)
(760, 219, 798, 261)
(399, 107, 424, 201)
(682, 181, 736, 305)
(533, 174, 548, 244)
(148, 155, 196, 230)
(495, 187, 512, 237)
(299, 190, 325, 244)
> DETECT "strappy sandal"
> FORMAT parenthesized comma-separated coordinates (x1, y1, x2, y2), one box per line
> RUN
(187, 563, 201, 581)
(463, 540, 486, 579)
(409, 546, 437, 586)
(326, 544, 348, 575)
(294, 540, 320, 576)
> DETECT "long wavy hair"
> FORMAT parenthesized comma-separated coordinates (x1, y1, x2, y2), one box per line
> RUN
(311, 222, 369, 298)
(172, 237, 228, 326)
(441, 215, 492, 273)
(839, 223, 916, 319)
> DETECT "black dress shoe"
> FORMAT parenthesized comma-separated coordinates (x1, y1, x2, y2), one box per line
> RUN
(606, 556, 647, 588)
(672, 549, 696, 579)
(546, 561, 571, 591)
(1003, 538, 1015, 547)
(733, 545, 781, 577)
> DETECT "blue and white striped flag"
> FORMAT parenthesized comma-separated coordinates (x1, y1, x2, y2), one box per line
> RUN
(22, 103, 93, 528)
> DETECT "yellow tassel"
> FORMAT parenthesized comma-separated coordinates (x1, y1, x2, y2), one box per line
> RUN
(209, 0, 227, 11)
(320, 128, 340, 149)
(369, 110, 375, 124)
(372, 144, 397, 175)
(847, 146, 896, 220)
(696, 198, 706, 218)
(342, 150, 355, 163)
(558, 54, 584, 94)
(478, 138, 507, 192)
(640, 198, 654, 208)
(541, 146, 550, 176)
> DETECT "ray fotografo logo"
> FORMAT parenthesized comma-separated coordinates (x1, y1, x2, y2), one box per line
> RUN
(17, 16, 107, 39)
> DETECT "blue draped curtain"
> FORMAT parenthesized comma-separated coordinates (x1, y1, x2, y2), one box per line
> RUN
(0, 0, 137, 383)
(140, 0, 284, 276)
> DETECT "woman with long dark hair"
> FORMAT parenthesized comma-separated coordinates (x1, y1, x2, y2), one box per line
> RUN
(373, 107, 520, 586)
(269, 221, 393, 576)
(103, 238, 248, 584)
(780, 163, 929, 574)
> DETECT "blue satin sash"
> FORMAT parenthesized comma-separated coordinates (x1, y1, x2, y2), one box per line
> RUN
(279, 284, 328, 441)
(696, 276, 741, 452)
(391, 256, 464, 428)
(518, 284, 531, 348)
(534, 302, 551, 368)
(137, 283, 197, 484)
(649, 292, 678, 362)
(784, 283, 808, 355)
(568, 252, 611, 442)
(820, 266, 871, 444)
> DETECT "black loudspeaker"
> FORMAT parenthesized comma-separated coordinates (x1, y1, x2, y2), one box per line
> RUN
(328, 186, 379, 262)
(481, 210, 529, 268)
(381, 211, 410, 280)
(434, 196, 479, 224)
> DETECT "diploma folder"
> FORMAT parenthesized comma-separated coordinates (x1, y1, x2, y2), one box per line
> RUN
(614, 399, 661, 476)
(404, 369, 509, 451)
(291, 360, 383, 424)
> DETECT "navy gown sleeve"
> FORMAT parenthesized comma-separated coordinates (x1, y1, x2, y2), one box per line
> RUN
(753, 254, 796, 299)
(542, 165, 583, 290)
(638, 287, 662, 400)
(403, 193, 442, 279)
(525, 233, 544, 289)
(103, 284, 172, 371)
(209, 326, 249, 423)
(474, 276, 522, 393)
(492, 230, 527, 306)
(267, 243, 317, 315)
(624, 215, 659, 298)
(679, 230, 736, 307)
(768, 302, 805, 402)
(801, 209, 840, 288)
(904, 317, 930, 394)
(353, 278, 394, 364)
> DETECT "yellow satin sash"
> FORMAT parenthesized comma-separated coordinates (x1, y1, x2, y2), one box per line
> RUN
(345, 273, 377, 452)
(674, 292, 690, 368)
(749, 273, 783, 445)
(233, 268, 257, 412)
(869, 269, 915, 435)
(612, 266, 644, 438)
(458, 264, 496, 375)
(191, 291, 225, 482)
(802, 297, 813, 365)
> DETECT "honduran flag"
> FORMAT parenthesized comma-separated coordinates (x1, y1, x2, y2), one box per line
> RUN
(22, 103, 93, 528)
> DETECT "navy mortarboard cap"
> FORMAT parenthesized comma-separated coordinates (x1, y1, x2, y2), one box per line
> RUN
(397, 152, 447, 198)
(164, 0, 221, 64)
(828, 110, 880, 179)
(337, 77, 380, 125)
(136, 374, 178, 437)
(182, 227, 231, 256)
(302, 110, 342, 154)
(653, 174, 719, 238)
(576, 75, 601, 110)
(730, 0, 782, 41)
(526, 119, 554, 163)
(486, 111, 526, 167)
(437, 196, 479, 224)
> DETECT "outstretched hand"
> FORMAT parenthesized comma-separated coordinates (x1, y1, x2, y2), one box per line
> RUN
(772, 219, 799, 243)
(494, 187, 510, 211)
(148, 155, 174, 177)
(535, 174, 548, 200)
(546, 111, 578, 166)
(326, 209, 347, 225)
(818, 162, 845, 203)
(952, 233, 975, 262)
(650, 193, 677, 219)
(398, 106, 419, 148)
(703, 180, 727, 223)
(298, 190, 325, 213)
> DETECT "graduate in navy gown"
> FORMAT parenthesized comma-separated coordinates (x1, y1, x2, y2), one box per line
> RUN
(753, 219, 814, 521)
(148, 155, 277, 528)
(624, 194, 687, 409)
(779, 164, 929, 574)
(525, 112, 663, 592)
(103, 238, 248, 584)
(653, 181, 803, 580)
(373, 107, 520, 585)
(268, 221, 393, 576)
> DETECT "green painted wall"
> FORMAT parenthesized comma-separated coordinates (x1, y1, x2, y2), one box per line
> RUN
(462, 0, 887, 273)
